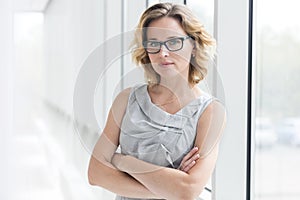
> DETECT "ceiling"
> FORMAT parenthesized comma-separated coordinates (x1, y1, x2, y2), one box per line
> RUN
(14, 0, 50, 12)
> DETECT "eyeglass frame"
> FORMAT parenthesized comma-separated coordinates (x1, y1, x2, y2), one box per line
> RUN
(142, 35, 191, 54)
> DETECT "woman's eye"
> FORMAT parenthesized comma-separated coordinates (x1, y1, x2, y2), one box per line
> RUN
(168, 39, 180, 46)
(149, 42, 159, 47)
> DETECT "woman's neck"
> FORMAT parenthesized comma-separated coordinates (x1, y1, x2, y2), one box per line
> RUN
(151, 77, 200, 103)
(159, 77, 192, 96)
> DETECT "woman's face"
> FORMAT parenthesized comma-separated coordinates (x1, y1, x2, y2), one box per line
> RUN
(146, 17, 194, 81)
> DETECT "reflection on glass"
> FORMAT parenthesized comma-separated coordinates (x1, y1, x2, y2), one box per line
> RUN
(186, 1, 214, 200)
(254, 0, 300, 199)
(186, 0, 214, 36)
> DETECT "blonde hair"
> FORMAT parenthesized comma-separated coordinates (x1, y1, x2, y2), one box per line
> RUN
(131, 3, 216, 85)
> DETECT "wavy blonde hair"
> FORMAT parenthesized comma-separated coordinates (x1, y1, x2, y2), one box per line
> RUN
(131, 3, 216, 85)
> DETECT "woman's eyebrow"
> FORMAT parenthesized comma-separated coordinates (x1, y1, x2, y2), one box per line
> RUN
(167, 36, 181, 39)
(147, 37, 158, 40)
(147, 36, 182, 41)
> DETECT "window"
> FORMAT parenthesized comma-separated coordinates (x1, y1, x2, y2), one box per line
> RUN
(185, 1, 215, 199)
(253, 0, 300, 199)
(186, 0, 214, 35)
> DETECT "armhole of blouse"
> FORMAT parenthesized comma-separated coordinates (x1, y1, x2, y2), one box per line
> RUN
(197, 98, 226, 159)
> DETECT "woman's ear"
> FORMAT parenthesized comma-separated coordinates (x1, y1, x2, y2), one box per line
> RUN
(192, 48, 196, 56)
(192, 40, 197, 50)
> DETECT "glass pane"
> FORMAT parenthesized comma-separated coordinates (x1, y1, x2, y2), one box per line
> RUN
(186, 0, 214, 36)
(253, 0, 300, 200)
(186, 1, 215, 200)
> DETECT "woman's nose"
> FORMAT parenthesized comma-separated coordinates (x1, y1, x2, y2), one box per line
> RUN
(158, 45, 169, 57)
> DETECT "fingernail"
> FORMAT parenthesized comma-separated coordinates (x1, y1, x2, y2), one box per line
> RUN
(194, 147, 198, 150)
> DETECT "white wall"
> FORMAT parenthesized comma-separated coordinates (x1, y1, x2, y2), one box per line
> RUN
(43, 0, 103, 116)
(43, 0, 109, 198)
(42, 0, 147, 199)
(0, 1, 14, 199)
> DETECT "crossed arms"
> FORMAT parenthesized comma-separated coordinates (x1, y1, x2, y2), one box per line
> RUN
(88, 88, 226, 200)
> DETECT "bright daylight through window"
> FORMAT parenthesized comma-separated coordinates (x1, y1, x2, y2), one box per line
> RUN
(253, 0, 300, 199)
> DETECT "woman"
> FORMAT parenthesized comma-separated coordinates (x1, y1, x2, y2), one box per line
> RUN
(88, 3, 226, 200)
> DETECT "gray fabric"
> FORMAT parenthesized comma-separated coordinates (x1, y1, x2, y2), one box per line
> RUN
(116, 84, 214, 200)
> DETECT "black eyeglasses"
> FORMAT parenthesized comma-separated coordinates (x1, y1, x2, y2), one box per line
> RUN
(143, 36, 191, 54)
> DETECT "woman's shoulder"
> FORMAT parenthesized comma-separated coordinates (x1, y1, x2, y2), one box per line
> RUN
(196, 89, 225, 110)
(111, 83, 147, 109)
(195, 94, 226, 123)
(112, 87, 131, 108)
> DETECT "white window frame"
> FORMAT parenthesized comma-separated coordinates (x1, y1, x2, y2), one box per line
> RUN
(213, 0, 250, 199)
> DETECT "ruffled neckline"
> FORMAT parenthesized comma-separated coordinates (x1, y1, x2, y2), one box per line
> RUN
(133, 84, 212, 129)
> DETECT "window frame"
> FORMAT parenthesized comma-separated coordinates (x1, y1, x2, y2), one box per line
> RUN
(212, 0, 251, 199)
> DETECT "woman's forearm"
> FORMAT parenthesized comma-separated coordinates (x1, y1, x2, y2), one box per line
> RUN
(88, 155, 161, 199)
(112, 153, 195, 200)
(88, 127, 162, 199)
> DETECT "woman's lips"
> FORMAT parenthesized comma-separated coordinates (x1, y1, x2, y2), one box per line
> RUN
(160, 62, 174, 67)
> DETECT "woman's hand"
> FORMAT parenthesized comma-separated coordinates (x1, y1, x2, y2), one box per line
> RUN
(178, 147, 200, 173)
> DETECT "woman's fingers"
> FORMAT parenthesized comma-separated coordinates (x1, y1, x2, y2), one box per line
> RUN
(180, 152, 200, 172)
(182, 160, 196, 172)
(179, 147, 199, 171)
(182, 147, 198, 162)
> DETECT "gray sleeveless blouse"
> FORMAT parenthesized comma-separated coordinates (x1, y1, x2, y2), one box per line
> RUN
(116, 84, 214, 200)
